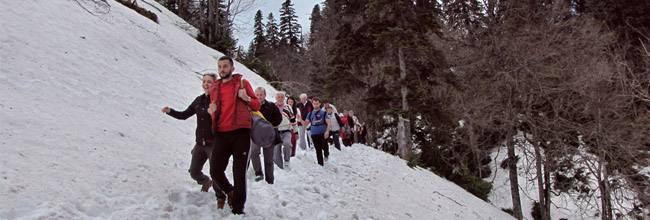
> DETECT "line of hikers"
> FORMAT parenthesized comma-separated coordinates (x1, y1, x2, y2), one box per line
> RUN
(161, 56, 367, 215)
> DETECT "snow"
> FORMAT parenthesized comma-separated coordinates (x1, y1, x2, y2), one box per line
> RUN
(1, 0, 512, 219)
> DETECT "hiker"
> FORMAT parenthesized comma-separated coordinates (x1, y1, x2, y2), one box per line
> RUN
(207, 56, 260, 215)
(161, 73, 226, 200)
(249, 87, 282, 184)
(274, 92, 294, 169)
(326, 106, 344, 151)
(304, 97, 331, 166)
(296, 93, 313, 151)
(349, 110, 361, 144)
(341, 110, 353, 147)
(359, 121, 368, 145)
(322, 100, 338, 114)
(286, 96, 299, 157)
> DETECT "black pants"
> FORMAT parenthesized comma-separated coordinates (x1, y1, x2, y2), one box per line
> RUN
(211, 129, 250, 214)
(311, 134, 329, 166)
(189, 142, 226, 198)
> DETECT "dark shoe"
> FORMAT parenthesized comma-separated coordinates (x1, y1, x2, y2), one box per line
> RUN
(254, 175, 264, 182)
(217, 198, 226, 209)
(200, 179, 212, 192)
(232, 210, 245, 215)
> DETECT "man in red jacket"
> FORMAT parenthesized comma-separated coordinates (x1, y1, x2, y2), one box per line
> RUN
(207, 56, 260, 215)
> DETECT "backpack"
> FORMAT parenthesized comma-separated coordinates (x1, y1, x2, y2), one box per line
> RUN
(250, 113, 276, 147)
(240, 80, 276, 147)
(310, 110, 327, 127)
(344, 124, 352, 136)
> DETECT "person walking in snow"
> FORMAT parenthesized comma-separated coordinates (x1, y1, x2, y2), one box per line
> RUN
(304, 97, 331, 166)
(322, 100, 338, 114)
(359, 121, 367, 145)
(207, 56, 260, 215)
(249, 87, 282, 184)
(274, 92, 294, 169)
(340, 110, 353, 147)
(286, 96, 299, 157)
(348, 110, 361, 144)
(326, 106, 344, 151)
(161, 73, 227, 200)
(296, 93, 313, 151)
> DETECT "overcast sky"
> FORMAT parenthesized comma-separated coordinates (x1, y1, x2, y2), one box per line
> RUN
(233, 0, 323, 50)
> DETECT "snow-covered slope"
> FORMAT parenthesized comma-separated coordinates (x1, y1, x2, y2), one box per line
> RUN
(0, 1, 512, 219)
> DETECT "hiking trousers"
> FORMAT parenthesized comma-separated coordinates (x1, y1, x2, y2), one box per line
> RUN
(249, 141, 275, 184)
(189, 142, 226, 199)
(298, 125, 307, 150)
(330, 130, 341, 151)
(211, 128, 250, 214)
(311, 134, 329, 166)
(274, 131, 292, 168)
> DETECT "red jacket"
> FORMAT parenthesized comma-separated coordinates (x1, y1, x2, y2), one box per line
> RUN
(209, 74, 260, 132)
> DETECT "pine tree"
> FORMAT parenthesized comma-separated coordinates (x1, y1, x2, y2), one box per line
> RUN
(279, 0, 302, 48)
(265, 12, 280, 49)
(364, 0, 446, 160)
(198, 0, 237, 56)
(308, 4, 322, 46)
(249, 10, 266, 58)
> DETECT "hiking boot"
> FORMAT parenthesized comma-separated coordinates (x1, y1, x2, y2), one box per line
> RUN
(200, 179, 212, 192)
(227, 191, 234, 208)
(217, 198, 226, 209)
(255, 175, 264, 182)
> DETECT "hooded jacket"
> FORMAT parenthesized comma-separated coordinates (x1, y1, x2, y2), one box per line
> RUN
(209, 74, 260, 133)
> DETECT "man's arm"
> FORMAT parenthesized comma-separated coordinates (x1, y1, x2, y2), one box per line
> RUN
(267, 102, 282, 126)
(242, 79, 260, 111)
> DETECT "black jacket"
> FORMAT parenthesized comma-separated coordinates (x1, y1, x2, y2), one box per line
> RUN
(259, 99, 282, 127)
(167, 94, 214, 143)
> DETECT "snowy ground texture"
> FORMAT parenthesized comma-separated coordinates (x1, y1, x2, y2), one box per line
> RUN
(0, 0, 513, 219)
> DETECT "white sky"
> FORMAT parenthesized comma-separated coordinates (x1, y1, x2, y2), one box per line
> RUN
(234, 0, 323, 49)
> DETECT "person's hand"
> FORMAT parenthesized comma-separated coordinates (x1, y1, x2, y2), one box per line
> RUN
(208, 102, 217, 114)
(162, 107, 170, 113)
(238, 88, 250, 101)
(324, 131, 329, 139)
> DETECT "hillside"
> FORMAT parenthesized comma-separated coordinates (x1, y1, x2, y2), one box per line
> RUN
(0, 1, 512, 219)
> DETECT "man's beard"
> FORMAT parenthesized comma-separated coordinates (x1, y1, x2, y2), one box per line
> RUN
(220, 71, 232, 79)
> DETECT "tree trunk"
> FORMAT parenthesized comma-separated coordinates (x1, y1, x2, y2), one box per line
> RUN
(507, 137, 523, 220)
(396, 46, 411, 160)
(599, 158, 613, 220)
(176, 0, 189, 20)
(596, 99, 612, 220)
(544, 154, 551, 219)
(532, 138, 550, 220)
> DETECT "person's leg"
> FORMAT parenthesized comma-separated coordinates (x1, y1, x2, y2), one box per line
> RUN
(323, 134, 330, 159)
(231, 129, 251, 214)
(332, 131, 341, 151)
(189, 143, 211, 185)
(312, 135, 324, 166)
(210, 133, 234, 198)
(201, 144, 226, 198)
(290, 132, 297, 156)
(273, 142, 284, 168)
(281, 132, 292, 162)
(298, 125, 307, 150)
(248, 141, 264, 178)
(262, 145, 275, 184)
(307, 131, 314, 149)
